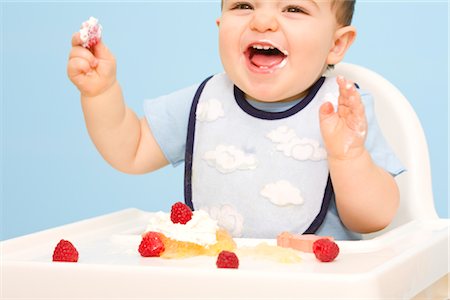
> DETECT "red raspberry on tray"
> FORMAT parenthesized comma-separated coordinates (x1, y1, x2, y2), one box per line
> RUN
(216, 250, 239, 269)
(170, 202, 193, 224)
(139, 231, 165, 257)
(312, 238, 340, 262)
(52, 239, 79, 262)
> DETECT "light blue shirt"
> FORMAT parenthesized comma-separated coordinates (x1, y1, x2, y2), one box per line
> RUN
(143, 77, 405, 240)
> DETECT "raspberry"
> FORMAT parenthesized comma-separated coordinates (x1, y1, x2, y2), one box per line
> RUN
(170, 202, 193, 224)
(139, 231, 165, 257)
(52, 239, 79, 262)
(216, 250, 239, 269)
(85, 36, 99, 49)
(312, 238, 339, 262)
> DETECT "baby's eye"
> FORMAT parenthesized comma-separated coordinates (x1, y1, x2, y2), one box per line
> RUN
(283, 5, 307, 14)
(231, 2, 254, 10)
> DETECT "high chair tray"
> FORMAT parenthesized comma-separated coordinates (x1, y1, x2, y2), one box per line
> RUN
(1, 208, 448, 299)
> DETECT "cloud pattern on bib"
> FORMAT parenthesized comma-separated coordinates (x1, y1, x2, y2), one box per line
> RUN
(260, 180, 304, 206)
(196, 98, 225, 122)
(267, 126, 327, 161)
(203, 144, 258, 173)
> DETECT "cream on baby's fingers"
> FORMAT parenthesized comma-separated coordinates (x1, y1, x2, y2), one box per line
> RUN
(337, 76, 358, 100)
(330, 76, 367, 156)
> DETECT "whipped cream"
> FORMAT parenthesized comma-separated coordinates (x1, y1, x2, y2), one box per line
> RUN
(79, 17, 102, 48)
(145, 210, 219, 246)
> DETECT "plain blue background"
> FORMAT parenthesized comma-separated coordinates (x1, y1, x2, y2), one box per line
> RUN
(1, 1, 448, 240)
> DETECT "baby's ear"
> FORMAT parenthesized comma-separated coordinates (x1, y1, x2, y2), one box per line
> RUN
(327, 26, 357, 65)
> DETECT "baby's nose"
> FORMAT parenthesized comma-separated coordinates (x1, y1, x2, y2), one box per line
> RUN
(250, 10, 279, 32)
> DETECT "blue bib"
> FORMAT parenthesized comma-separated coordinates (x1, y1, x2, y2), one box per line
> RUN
(185, 73, 340, 238)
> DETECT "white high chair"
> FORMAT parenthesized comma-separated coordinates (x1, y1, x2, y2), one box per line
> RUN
(328, 63, 448, 299)
(1, 63, 447, 300)
(327, 63, 439, 238)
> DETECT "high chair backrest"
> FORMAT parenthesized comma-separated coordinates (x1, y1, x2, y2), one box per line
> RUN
(326, 63, 438, 238)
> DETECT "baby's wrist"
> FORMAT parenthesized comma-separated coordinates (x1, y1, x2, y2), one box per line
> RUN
(327, 149, 377, 182)
(81, 79, 118, 99)
(327, 146, 368, 164)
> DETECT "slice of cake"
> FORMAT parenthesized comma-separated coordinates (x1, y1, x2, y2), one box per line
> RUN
(141, 202, 236, 259)
(277, 232, 334, 253)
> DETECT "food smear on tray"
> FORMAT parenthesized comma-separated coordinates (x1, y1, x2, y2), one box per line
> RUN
(237, 242, 301, 264)
(140, 202, 236, 259)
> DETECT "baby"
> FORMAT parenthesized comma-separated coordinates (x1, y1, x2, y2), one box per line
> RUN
(67, 0, 404, 240)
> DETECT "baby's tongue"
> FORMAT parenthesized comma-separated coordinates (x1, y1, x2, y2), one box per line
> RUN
(251, 53, 285, 68)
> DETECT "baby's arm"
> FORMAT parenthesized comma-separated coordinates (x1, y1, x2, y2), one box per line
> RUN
(319, 76, 399, 233)
(67, 33, 168, 174)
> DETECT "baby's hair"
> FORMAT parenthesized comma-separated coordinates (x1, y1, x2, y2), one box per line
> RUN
(332, 0, 356, 26)
(220, 1, 356, 26)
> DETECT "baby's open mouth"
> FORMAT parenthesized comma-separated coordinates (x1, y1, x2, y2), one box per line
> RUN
(245, 42, 288, 71)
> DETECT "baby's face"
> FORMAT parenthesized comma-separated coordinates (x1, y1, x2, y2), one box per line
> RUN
(218, 0, 341, 102)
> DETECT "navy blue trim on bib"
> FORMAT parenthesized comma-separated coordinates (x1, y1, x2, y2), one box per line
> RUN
(303, 174, 333, 234)
(184, 76, 213, 210)
(233, 76, 325, 120)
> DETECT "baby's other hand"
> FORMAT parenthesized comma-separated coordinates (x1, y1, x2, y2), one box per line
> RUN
(319, 76, 368, 160)
(67, 32, 116, 97)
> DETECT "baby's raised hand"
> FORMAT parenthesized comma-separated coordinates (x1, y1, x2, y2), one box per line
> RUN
(319, 76, 368, 160)
(67, 32, 116, 97)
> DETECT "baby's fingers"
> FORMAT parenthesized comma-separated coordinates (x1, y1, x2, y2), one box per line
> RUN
(71, 32, 82, 47)
(337, 76, 357, 103)
(69, 46, 98, 68)
(67, 56, 94, 80)
(337, 76, 363, 111)
(346, 93, 365, 116)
